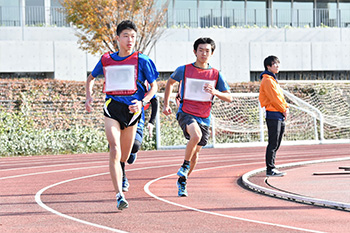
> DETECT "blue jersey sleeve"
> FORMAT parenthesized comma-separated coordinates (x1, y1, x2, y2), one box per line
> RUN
(170, 65, 185, 82)
(91, 59, 103, 78)
(138, 53, 159, 85)
(216, 72, 230, 92)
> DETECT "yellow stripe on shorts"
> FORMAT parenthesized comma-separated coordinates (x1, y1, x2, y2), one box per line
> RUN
(104, 98, 112, 117)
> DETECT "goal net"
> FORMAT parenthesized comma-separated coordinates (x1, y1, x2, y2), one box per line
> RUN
(282, 82, 350, 142)
(156, 82, 350, 149)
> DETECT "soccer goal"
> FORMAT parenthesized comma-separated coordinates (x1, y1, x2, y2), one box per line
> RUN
(156, 91, 325, 150)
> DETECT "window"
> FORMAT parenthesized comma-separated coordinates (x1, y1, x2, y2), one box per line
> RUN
(0, 0, 20, 26)
(273, 1, 292, 27)
(25, 0, 45, 25)
(293, 0, 314, 27)
(246, 1, 266, 27)
(339, 1, 350, 27)
(223, 0, 245, 27)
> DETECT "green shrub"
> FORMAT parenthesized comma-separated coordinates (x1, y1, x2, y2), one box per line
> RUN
(0, 111, 107, 156)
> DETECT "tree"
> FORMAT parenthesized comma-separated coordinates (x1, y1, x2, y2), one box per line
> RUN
(60, 0, 169, 56)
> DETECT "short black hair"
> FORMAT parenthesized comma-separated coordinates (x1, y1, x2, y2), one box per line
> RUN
(193, 37, 216, 52)
(116, 20, 137, 36)
(264, 55, 280, 70)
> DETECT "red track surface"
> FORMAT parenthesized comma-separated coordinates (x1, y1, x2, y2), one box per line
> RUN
(1, 144, 350, 233)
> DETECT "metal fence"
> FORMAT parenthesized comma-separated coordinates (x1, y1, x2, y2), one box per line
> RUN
(1, 6, 350, 28)
(0, 6, 69, 27)
(166, 8, 350, 28)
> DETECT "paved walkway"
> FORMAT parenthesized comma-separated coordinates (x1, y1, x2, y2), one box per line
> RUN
(243, 158, 350, 211)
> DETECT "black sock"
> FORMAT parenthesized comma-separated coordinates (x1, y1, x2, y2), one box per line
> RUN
(178, 177, 187, 183)
(120, 162, 126, 177)
(182, 160, 190, 168)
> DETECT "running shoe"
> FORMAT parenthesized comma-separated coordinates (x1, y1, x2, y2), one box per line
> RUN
(177, 180, 188, 197)
(127, 153, 137, 164)
(122, 176, 129, 192)
(177, 164, 190, 179)
(117, 195, 129, 210)
(266, 169, 286, 177)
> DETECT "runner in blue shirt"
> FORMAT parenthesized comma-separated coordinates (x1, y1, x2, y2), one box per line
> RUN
(163, 37, 232, 197)
(85, 20, 158, 210)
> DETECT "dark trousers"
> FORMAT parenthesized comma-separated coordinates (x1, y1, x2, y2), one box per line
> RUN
(265, 119, 285, 172)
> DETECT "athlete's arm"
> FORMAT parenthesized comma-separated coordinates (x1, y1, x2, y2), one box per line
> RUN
(143, 81, 157, 104)
(163, 78, 177, 116)
(149, 98, 158, 125)
(85, 74, 95, 112)
(204, 83, 232, 102)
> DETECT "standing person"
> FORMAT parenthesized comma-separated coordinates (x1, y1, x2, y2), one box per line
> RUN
(259, 55, 289, 177)
(85, 20, 158, 210)
(121, 96, 158, 192)
(162, 37, 232, 197)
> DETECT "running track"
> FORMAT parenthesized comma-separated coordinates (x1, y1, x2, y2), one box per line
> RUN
(1, 144, 350, 233)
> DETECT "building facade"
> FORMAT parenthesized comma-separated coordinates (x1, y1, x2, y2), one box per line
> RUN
(0, 0, 350, 82)
(1, 0, 350, 28)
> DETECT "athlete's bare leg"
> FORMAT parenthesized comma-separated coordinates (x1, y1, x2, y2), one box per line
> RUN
(120, 124, 138, 163)
(188, 146, 202, 176)
(104, 117, 123, 194)
(105, 117, 137, 195)
(184, 122, 202, 162)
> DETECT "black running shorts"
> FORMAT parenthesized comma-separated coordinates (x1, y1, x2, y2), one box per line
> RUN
(176, 112, 210, 146)
(103, 98, 141, 130)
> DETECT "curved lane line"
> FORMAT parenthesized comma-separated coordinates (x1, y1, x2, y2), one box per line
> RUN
(0, 165, 107, 180)
(242, 157, 350, 211)
(35, 157, 330, 232)
(0, 161, 107, 172)
(144, 163, 324, 233)
(34, 163, 184, 232)
(35, 172, 128, 233)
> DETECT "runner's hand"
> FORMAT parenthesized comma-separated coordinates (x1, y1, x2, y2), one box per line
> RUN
(147, 123, 154, 138)
(204, 83, 217, 95)
(129, 99, 142, 113)
(163, 105, 172, 116)
(85, 97, 93, 112)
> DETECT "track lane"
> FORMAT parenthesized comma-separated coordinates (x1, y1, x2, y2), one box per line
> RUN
(1, 144, 349, 232)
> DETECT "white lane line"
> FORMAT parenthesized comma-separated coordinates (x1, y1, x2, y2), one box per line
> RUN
(1, 152, 313, 181)
(35, 172, 127, 233)
(0, 161, 107, 172)
(34, 163, 183, 233)
(0, 165, 107, 180)
(33, 157, 331, 232)
(144, 163, 325, 233)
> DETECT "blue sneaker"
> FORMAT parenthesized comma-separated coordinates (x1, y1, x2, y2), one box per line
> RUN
(127, 153, 137, 164)
(117, 195, 129, 210)
(122, 177, 129, 192)
(177, 164, 190, 179)
(177, 180, 188, 197)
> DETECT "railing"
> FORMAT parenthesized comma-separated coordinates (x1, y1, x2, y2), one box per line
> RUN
(0, 6, 69, 27)
(167, 8, 350, 28)
(1, 6, 350, 28)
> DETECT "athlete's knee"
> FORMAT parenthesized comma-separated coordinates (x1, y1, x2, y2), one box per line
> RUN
(190, 132, 202, 143)
(131, 140, 142, 153)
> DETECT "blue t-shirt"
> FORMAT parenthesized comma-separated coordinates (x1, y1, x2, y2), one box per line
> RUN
(91, 51, 159, 106)
(170, 63, 230, 126)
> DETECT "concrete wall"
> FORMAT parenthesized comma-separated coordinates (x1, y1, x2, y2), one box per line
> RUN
(1, 27, 350, 82)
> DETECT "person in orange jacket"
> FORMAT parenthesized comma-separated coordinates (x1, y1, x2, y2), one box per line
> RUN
(259, 55, 289, 177)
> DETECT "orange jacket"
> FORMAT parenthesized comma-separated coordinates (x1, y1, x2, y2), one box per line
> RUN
(259, 73, 289, 113)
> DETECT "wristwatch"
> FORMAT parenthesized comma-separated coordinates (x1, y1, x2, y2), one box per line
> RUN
(142, 100, 148, 107)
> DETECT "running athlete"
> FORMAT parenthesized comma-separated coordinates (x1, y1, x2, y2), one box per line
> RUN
(85, 20, 159, 210)
(162, 37, 232, 197)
